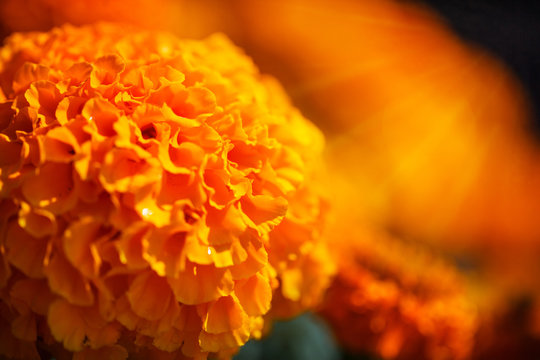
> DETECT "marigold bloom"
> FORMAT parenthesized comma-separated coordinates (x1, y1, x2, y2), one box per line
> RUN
(319, 225, 478, 360)
(0, 22, 332, 359)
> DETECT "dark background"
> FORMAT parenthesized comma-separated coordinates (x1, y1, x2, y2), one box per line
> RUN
(420, 0, 540, 134)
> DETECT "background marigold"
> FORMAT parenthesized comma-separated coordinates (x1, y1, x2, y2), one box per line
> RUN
(319, 221, 478, 360)
(0, 22, 333, 359)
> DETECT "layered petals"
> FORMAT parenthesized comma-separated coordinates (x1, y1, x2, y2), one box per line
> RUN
(0, 23, 331, 359)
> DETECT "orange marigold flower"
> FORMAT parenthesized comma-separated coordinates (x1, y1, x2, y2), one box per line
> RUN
(319, 226, 478, 360)
(0, 22, 332, 359)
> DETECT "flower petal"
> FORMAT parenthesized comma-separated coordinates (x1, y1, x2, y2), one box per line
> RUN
(126, 271, 173, 321)
(4, 220, 48, 278)
(45, 252, 94, 306)
(202, 295, 246, 334)
(168, 262, 234, 305)
(48, 299, 87, 351)
(235, 273, 272, 316)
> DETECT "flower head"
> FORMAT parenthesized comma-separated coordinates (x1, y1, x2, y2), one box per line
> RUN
(0, 22, 331, 359)
(319, 226, 478, 360)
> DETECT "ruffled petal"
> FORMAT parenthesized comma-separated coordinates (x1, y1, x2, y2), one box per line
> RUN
(202, 296, 246, 334)
(47, 299, 87, 351)
(126, 271, 174, 321)
(168, 263, 234, 305)
(62, 217, 103, 278)
(235, 273, 272, 316)
(45, 252, 94, 306)
(4, 220, 48, 278)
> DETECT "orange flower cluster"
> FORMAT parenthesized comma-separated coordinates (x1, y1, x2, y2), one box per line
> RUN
(0, 22, 332, 359)
(320, 227, 478, 360)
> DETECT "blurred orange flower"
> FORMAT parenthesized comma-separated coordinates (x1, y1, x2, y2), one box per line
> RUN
(0, 22, 333, 359)
(320, 228, 478, 360)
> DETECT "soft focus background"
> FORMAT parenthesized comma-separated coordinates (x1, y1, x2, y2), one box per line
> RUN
(422, 0, 540, 134)
(1, 0, 539, 359)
